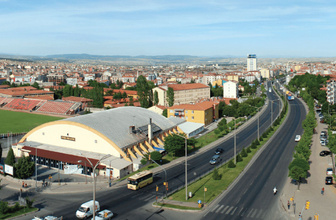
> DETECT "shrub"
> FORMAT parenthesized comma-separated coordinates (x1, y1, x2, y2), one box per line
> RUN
(228, 160, 236, 168)
(0, 201, 9, 214)
(236, 154, 243, 162)
(254, 139, 260, 146)
(241, 148, 247, 157)
(212, 168, 222, 180)
(25, 197, 34, 208)
(246, 147, 251, 153)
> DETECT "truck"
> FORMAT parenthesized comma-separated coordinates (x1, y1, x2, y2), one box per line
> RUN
(76, 200, 100, 219)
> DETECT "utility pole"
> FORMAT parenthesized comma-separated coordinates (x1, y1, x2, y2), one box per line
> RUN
(234, 119, 236, 164)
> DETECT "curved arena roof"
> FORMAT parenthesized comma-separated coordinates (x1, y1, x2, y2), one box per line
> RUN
(62, 106, 177, 149)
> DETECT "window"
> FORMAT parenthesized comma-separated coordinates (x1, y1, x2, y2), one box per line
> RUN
(95, 140, 97, 143)
(186, 110, 188, 113)
(186, 116, 188, 119)
(192, 116, 194, 120)
(192, 110, 194, 114)
(170, 110, 174, 113)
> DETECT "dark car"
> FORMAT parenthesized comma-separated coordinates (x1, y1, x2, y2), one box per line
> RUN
(325, 176, 333, 185)
(215, 148, 224, 155)
(320, 151, 331, 156)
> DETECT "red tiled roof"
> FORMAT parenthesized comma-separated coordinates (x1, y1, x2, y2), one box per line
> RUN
(62, 96, 93, 102)
(168, 83, 209, 91)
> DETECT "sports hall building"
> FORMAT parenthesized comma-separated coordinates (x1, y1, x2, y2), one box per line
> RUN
(13, 106, 184, 179)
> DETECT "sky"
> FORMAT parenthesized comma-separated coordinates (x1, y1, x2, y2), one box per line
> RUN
(0, 0, 335, 57)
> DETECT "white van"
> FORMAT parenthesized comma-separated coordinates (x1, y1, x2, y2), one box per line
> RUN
(76, 200, 100, 219)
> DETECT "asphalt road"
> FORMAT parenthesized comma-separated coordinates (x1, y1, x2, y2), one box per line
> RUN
(202, 88, 306, 219)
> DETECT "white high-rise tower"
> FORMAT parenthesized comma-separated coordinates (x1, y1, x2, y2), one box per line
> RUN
(247, 54, 257, 71)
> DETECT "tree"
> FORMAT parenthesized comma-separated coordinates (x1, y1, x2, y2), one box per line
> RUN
(241, 148, 247, 157)
(288, 158, 310, 172)
(129, 96, 134, 106)
(136, 76, 151, 108)
(154, 91, 159, 105)
(212, 168, 222, 180)
(228, 160, 236, 168)
(150, 151, 163, 162)
(164, 134, 185, 157)
(288, 166, 307, 189)
(162, 109, 167, 118)
(5, 147, 15, 166)
(167, 87, 174, 107)
(0, 201, 9, 214)
(32, 82, 40, 89)
(14, 156, 35, 179)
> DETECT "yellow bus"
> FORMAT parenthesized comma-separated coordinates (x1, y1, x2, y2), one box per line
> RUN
(127, 170, 153, 190)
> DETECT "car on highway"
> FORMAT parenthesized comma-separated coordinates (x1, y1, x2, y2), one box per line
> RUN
(93, 210, 114, 220)
(327, 168, 333, 175)
(209, 155, 222, 165)
(215, 148, 224, 155)
(320, 150, 331, 156)
(325, 176, 333, 185)
(295, 135, 301, 142)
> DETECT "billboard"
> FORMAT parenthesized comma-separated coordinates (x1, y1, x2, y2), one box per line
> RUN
(0, 164, 4, 174)
(5, 164, 14, 176)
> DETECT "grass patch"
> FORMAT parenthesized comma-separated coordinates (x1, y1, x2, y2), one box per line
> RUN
(0, 109, 64, 133)
(154, 202, 201, 210)
(0, 207, 38, 219)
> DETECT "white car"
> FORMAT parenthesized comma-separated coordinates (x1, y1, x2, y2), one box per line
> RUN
(327, 168, 333, 175)
(295, 135, 301, 142)
(93, 210, 114, 220)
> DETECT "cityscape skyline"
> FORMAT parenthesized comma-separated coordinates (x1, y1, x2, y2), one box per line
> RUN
(1, 0, 335, 57)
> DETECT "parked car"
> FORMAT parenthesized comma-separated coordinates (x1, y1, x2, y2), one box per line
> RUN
(325, 176, 333, 185)
(320, 136, 328, 142)
(320, 140, 328, 146)
(209, 155, 222, 165)
(295, 135, 301, 142)
(93, 210, 114, 220)
(215, 148, 224, 155)
(327, 168, 333, 175)
(320, 150, 331, 156)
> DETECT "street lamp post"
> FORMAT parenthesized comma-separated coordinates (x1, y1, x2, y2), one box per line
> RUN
(175, 133, 188, 201)
(184, 136, 187, 201)
(80, 154, 111, 220)
(234, 119, 236, 164)
(35, 147, 37, 191)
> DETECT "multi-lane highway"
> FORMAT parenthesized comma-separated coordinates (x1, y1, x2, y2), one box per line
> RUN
(203, 83, 306, 219)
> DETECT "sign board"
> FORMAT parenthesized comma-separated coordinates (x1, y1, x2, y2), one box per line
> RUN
(0, 164, 4, 174)
(61, 136, 76, 141)
(5, 164, 14, 176)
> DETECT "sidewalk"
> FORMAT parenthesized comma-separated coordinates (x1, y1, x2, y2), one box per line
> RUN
(280, 101, 336, 220)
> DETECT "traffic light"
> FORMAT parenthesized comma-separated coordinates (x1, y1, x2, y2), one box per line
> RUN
(305, 200, 310, 210)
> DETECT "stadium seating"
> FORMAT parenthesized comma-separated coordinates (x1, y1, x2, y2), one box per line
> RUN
(36, 101, 77, 115)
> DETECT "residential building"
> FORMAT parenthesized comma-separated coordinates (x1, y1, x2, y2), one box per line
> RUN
(223, 81, 238, 99)
(247, 54, 257, 71)
(167, 100, 219, 126)
(153, 83, 210, 107)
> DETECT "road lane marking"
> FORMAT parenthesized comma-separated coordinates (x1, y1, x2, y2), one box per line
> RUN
(246, 208, 254, 218)
(216, 205, 224, 213)
(250, 209, 258, 218)
(212, 204, 219, 212)
(220, 205, 229, 214)
(225, 206, 234, 215)
(230, 207, 237, 215)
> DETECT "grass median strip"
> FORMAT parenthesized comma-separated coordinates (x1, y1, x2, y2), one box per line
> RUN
(168, 96, 288, 208)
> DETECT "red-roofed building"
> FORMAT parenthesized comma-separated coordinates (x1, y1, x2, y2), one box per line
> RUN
(153, 83, 210, 107)
(167, 100, 219, 126)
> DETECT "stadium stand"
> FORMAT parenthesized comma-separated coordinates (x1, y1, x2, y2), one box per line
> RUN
(3, 98, 42, 111)
(36, 101, 79, 115)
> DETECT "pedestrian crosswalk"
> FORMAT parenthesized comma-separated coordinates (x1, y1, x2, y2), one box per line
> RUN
(210, 204, 266, 219)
